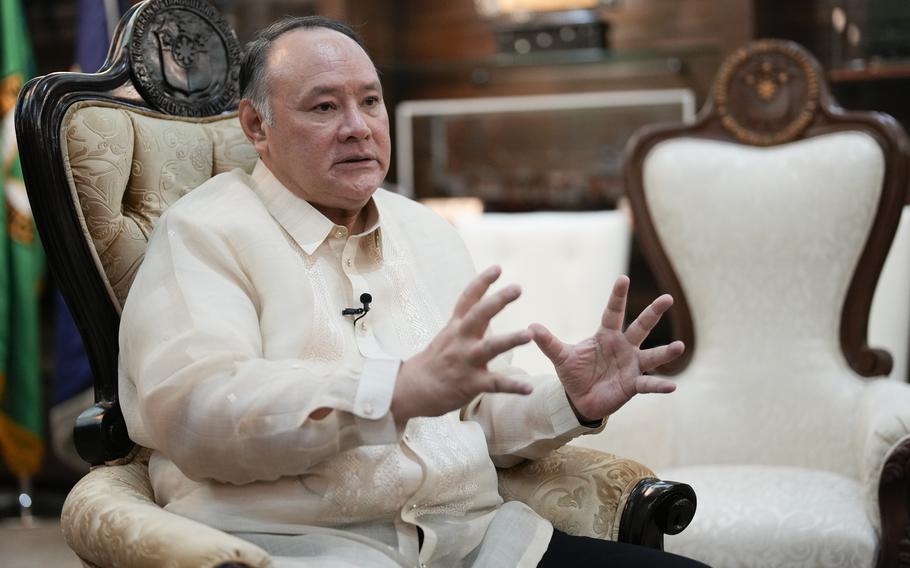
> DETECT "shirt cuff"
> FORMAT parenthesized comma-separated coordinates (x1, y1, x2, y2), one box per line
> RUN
(544, 381, 606, 436)
(353, 357, 401, 444)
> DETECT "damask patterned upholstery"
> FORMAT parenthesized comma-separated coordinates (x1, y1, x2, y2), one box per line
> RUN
(62, 448, 274, 568)
(58, 102, 664, 567)
(658, 465, 877, 567)
(573, 133, 910, 567)
(61, 101, 259, 311)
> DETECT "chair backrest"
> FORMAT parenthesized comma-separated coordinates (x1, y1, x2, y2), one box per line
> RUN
(613, 39, 909, 474)
(625, 39, 909, 380)
(456, 211, 631, 375)
(15, 0, 256, 464)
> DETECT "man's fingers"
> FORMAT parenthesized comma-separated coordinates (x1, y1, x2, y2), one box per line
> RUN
(638, 341, 686, 373)
(600, 276, 630, 331)
(461, 284, 521, 336)
(624, 294, 674, 346)
(469, 329, 532, 365)
(452, 266, 501, 319)
(634, 374, 677, 394)
(529, 323, 568, 367)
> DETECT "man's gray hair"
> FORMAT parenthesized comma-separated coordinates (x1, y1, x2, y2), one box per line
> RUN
(239, 16, 367, 125)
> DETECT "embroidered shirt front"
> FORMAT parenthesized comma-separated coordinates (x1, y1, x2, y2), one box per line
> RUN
(119, 160, 597, 567)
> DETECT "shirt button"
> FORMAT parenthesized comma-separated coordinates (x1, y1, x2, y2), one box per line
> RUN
(411, 503, 418, 510)
(403, 434, 410, 442)
(345, 258, 352, 267)
(360, 320, 369, 331)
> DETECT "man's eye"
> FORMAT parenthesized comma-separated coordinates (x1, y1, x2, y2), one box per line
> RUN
(314, 102, 334, 112)
(364, 96, 380, 107)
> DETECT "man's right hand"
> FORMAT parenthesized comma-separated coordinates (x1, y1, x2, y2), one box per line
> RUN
(391, 266, 534, 427)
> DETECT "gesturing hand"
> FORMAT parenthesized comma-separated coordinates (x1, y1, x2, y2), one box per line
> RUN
(391, 266, 534, 426)
(530, 275, 684, 422)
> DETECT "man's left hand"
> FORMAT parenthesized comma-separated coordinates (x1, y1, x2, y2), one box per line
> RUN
(529, 275, 684, 423)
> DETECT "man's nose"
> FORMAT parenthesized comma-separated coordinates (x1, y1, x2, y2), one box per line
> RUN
(338, 106, 371, 141)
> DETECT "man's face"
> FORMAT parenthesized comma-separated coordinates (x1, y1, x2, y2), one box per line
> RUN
(253, 28, 391, 211)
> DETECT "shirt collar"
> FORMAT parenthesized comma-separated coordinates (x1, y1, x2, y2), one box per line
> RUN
(249, 159, 384, 258)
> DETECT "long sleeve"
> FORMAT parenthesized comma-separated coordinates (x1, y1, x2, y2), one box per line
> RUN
(119, 197, 400, 485)
(461, 363, 606, 468)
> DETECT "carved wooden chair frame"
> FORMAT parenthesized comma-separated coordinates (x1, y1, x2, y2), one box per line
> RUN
(623, 39, 910, 568)
(16, 0, 241, 465)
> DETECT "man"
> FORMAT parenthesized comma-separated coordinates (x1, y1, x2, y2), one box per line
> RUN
(119, 15, 704, 568)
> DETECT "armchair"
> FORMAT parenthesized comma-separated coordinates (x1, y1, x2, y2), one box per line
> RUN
(573, 40, 910, 567)
(14, 1, 695, 566)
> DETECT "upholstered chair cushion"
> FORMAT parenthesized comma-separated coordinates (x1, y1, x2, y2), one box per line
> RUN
(61, 448, 273, 568)
(497, 446, 655, 541)
(658, 465, 876, 568)
(61, 102, 259, 311)
(456, 211, 630, 375)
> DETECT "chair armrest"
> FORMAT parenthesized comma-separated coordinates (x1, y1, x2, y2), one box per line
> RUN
(60, 449, 272, 568)
(878, 437, 910, 568)
(858, 381, 910, 568)
(497, 446, 695, 549)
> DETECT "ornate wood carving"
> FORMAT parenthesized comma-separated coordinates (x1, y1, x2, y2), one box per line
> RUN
(129, 0, 241, 116)
(624, 39, 910, 376)
(714, 39, 821, 146)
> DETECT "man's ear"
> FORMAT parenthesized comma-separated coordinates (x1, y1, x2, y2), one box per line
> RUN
(238, 99, 269, 157)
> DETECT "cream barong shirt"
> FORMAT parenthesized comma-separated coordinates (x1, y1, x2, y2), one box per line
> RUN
(119, 161, 604, 567)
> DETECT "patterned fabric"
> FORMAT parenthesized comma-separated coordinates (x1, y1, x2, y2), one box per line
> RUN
(60, 445, 655, 567)
(60, 102, 258, 311)
(118, 162, 602, 566)
(60, 448, 274, 568)
(659, 465, 877, 568)
(498, 445, 655, 541)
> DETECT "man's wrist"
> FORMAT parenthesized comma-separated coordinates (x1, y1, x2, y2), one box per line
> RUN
(565, 391, 603, 428)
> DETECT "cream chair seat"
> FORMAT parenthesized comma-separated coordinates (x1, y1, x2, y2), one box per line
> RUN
(659, 465, 876, 567)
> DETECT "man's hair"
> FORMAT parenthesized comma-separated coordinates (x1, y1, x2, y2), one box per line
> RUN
(239, 16, 367, 125)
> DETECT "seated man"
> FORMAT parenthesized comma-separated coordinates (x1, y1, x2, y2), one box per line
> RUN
(118, 15, 704, 568)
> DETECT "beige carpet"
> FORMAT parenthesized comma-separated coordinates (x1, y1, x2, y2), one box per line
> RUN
(0, 517, 82, 567)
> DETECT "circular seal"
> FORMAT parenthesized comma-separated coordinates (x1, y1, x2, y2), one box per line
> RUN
(129, 0, 241, 117)
(713, 40, 821, 146)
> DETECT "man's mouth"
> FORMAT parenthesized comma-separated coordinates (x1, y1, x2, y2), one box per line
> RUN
(336, 155, 376, 165)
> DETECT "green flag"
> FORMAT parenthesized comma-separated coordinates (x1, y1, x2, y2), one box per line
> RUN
(0, 0, 45, 477)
